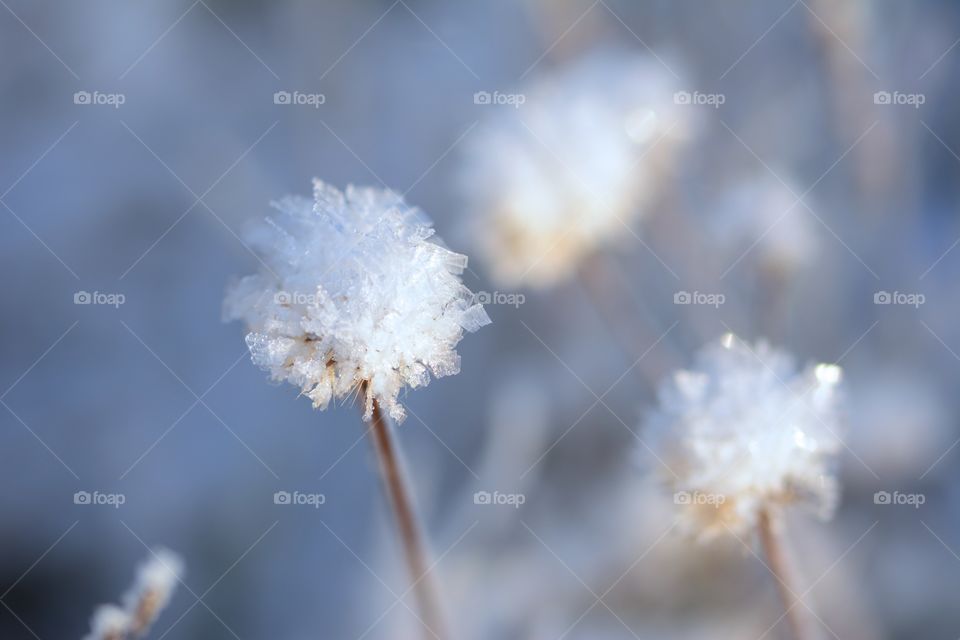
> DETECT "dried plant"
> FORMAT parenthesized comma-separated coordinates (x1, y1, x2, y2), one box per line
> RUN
(645, 333, 844, 638)
(225, 180, 490, 638)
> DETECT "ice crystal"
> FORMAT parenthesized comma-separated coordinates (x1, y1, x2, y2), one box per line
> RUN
(224, 179, 490, 422)
(461, 49, 688, 288)
(646, 333, 843, 538)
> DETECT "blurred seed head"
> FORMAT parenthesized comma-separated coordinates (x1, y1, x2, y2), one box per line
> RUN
(644, 333, 844, 539)
(461, 49, 690, 289)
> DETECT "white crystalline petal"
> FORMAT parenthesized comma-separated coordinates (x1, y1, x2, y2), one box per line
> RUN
(459, 304, 492, 333)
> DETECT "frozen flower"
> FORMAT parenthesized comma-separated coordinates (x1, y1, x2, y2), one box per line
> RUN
(461, 49, 689, 288)
(84, 548, 183, 640)
(224, 179, 490, 422)
(645, 333, 843, 538)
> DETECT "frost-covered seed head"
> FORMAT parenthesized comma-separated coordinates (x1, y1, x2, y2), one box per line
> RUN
(645, 333, 843, 539)
(224, 180, 491, 422)
(461, 49, 689, 289)
(83, 549, 183, 640)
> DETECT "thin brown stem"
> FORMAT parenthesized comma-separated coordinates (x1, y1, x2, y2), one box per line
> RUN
(366, 393, 448, 640)
(757, 509, 813, 640)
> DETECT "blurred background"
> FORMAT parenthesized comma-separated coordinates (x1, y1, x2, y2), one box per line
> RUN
(1, 1, 959, 638)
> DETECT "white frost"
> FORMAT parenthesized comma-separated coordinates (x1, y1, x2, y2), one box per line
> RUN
(224, 179, 491, 422)
(645, 333, 843, 538)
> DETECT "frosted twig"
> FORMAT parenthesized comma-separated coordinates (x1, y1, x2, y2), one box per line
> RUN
(83, 549, 184, 640)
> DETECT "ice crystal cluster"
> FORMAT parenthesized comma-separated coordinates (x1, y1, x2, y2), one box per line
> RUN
(84, 549, 184, 640)
(461, 49, 688, 289)
(224, 180, 490, 422)
(646, 334, 843, 538)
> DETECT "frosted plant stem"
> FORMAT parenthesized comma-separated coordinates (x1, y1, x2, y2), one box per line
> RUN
(757, 509, 812, 640)
(367, 395, 448, 640)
